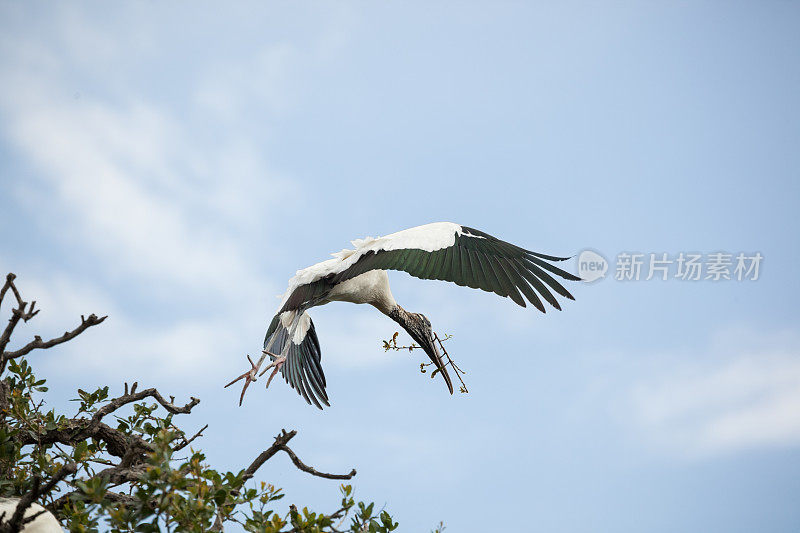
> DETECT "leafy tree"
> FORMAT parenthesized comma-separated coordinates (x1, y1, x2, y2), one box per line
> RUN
(0, 273, 404, 532)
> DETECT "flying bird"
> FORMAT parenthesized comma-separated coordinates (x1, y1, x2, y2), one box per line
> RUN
(227, 222, 580, 408)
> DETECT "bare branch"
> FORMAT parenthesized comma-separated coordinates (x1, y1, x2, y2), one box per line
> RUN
(281, 446, 357, 480)
(243, 429, 356, 483)
(90, 388, 199, 426)
(0, 273, 23, 310)
(0, 307, 25, 357)
(431, 333, 469, 394)
(211, 429, 356, 532)
(2, 313, 107, 363)
(0, 274, 42, 358)
(20, 509, 47, 527)
(173, 424, 208, 452)
(242, 429, 297, 481)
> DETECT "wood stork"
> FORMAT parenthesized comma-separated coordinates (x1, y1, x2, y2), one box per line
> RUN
(227, 222, 580, 408)
(0, 498, 63, 532)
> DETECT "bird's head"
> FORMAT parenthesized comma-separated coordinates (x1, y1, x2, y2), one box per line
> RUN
(405, 312, 437, 358)
(390, 307, 453, 394)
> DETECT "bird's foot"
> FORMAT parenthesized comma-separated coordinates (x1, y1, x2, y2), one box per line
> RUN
(224, 353, 263, 406)
(259, 351, 286, 390)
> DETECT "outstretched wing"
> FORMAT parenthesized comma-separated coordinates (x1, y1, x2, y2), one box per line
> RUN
(266, 222, 578, 407)
(263, 311, 328, 409)
(329, 223, 580, 312)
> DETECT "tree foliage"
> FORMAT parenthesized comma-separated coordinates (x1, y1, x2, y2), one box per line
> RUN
(0, 273, 405, 532)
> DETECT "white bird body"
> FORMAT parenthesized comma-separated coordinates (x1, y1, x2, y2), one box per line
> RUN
(277, 222, 465, 311)
(324, 269, 397, 314)
(0, 498, 63, 532)
(228, 222, 580, 408)
(274, 271, 396, 345)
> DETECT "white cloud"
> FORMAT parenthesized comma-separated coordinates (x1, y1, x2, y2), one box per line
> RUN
(2, 87, 273, 300)
(0, 270, 247, 385)
(0, 8, 304, 384)
(0, 6, 309, 298)
(0, 4, 374, 393)
(630, 328, 800, 456)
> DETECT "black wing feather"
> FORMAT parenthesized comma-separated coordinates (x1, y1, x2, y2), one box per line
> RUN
(330, 225, 578, 312)
(263, 312, 329, 409)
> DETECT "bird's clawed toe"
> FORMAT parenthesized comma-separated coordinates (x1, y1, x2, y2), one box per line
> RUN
(224, 353, 262, 406)
(259, 351, 286, 390)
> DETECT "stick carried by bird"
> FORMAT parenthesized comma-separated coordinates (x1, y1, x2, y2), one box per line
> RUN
(226, 222, 580, 408)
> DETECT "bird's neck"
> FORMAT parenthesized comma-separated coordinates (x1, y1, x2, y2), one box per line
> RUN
(388, 304, 412, 328)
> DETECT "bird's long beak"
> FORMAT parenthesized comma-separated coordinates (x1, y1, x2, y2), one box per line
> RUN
(420, 332, 454, 395)
(390, 306, 455, 395)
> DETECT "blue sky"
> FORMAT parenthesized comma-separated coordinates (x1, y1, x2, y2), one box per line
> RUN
(1, 2, 799, 531)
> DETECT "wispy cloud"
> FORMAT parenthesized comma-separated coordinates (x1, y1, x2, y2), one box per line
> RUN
(1, 64, 279, 301)
(0, 7, 305, 382)
(0, 270, 247, 385)
(630, 328, 800, 456)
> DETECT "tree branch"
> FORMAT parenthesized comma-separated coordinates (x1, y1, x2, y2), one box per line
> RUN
(0, 274, 42, 359)
(210, 430, 357, 532)
(2, 313, 107, 363)
(0, 308, 27, 359)
(281, 446, 357, 481)
(173, 424, 208, 452)
(2, 273, 372, 532)
(0, 273, 23, 310)
(244, 430, 356, 483)
(49, 488, 151, 514)
(20, 419, 152, 459)
(242, 429, 297, 481)
(90, 387, 199, 427)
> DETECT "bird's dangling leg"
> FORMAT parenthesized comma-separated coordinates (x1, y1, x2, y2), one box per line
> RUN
(259, 350, 286, 389)
(226, 312, 296, 405)
(258, 312, 298, 390)
(224, 353, 266, 406)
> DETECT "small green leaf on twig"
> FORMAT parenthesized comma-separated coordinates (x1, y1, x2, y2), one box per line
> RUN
(380, 332, 469, 393)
